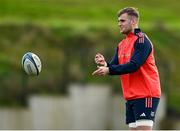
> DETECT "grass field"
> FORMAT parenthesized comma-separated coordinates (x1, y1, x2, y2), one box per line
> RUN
(0, 0, 179, 113)
(0, 0, 179, 30)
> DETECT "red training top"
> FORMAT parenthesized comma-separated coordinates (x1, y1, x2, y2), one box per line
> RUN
(117, 31, 161, 100)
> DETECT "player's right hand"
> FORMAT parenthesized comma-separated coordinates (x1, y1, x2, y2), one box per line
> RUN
(94, 53, 107, 66)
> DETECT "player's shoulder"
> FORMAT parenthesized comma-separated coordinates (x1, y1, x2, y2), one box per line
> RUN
(134, 28, 146, 44)
(134, 28, 149, 43)
(134, 28, 144, 36)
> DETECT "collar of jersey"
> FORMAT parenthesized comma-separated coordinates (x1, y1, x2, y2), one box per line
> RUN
(126, 28, 141, 38)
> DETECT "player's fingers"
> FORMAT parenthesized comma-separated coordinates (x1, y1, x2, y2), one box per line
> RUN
(97, 55, 103, 60)
(95, 53, 103, 59)
(95, 57, 104, 62)
(95, 59, 100, 64)
(95, 60, 101, 64)
(98, 71, 105, 76)
(95, 57, 99, 62)
(92, 70, 98, 75)
(97, 65, 100, 68)
(95, 55, 99, 59)
(95, 55, 102, 60)
(92, 69, 98, 75)
(95, 53, 101, 58)
(92, 68, 101, 75)
(95, 59, 104, 65)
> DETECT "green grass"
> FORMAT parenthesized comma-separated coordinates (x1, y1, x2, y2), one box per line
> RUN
(0, 0, 179, 30)
(0, 0, 179, 112)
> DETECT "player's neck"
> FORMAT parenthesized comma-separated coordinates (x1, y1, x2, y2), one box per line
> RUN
(133, 25, 139, 33)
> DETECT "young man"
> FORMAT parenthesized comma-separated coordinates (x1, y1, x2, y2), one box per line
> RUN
(92, 7, 161, 130)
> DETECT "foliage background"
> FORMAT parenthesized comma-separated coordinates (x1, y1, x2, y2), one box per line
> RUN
(0, 0, 179, 120)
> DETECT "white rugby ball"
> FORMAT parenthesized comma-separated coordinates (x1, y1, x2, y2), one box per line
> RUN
(22, 52, 42, 75)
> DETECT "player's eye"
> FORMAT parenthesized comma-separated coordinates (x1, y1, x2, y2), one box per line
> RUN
(120, 20, 125, 22)
(118, 19, 126, 23)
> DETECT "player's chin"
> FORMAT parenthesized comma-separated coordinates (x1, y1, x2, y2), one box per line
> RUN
(120, 30, 126, 34)
(120, 29, 124, 34)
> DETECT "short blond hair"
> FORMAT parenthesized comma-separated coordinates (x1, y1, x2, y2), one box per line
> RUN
(118, 7, 139, 18)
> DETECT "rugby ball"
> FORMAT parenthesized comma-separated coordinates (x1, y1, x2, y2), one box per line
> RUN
(22, 52, 42, 75)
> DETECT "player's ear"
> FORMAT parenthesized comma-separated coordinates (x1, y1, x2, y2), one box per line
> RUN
(131, 18, 138, 27)
(134, 16, 139, 24)
(130, 17, 136, 25)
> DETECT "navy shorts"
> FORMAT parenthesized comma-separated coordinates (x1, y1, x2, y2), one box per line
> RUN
(125, 97, 160, 124)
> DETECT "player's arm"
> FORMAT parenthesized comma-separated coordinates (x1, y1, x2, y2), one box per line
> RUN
(107, 47, 119, 66)
(94, 48, 118, 67)
(108, 36, 152, 75)
(92, 47, 118, 76)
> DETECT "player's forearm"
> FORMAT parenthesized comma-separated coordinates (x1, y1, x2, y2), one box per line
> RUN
(108, 60, 139, 75)
(107, 48, 119, 66)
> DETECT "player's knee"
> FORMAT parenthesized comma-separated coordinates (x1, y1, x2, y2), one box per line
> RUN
(136, 119, 153, 127)
(136, 125, 152, 130)
(128, 120, 153, 130)
(128, 122, 136, 129)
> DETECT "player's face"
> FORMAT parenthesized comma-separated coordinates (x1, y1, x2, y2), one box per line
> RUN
(118, 13, 133, 34)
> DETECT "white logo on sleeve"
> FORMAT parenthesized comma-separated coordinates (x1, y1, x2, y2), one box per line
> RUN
(140, 113, 146, 117)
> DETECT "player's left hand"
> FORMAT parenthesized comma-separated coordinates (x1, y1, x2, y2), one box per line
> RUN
(92, 66, 109, 76)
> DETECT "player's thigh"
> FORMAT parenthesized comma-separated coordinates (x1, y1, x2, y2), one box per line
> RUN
(125, 101, 136, 127)
(133, 97, 160, 127)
